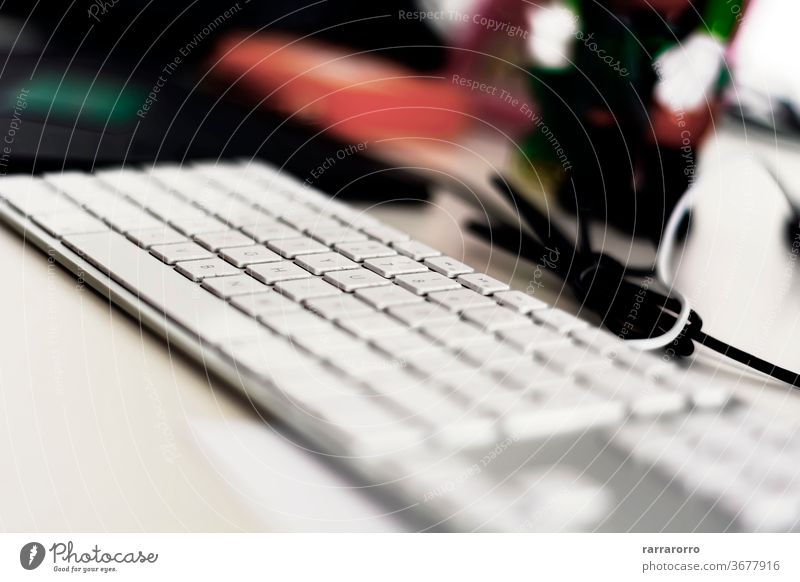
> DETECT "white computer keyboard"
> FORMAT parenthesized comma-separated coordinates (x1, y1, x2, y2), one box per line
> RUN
(2, 160, 797, 531)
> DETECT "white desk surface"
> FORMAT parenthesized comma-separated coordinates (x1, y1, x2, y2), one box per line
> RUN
(2, 125, 800, 532)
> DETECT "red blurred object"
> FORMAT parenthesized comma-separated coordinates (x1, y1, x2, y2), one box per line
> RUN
(210, 32, 471, 142)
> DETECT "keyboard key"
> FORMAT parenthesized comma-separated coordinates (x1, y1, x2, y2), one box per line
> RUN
(32, 211, 109, 237)
(219, 245, 282, 268)
(307, 226, 367, 245)
(150, 241, 214, 264)
(370, 331, 438, 359)
(456, 273, 509, 295)
(534, 344, 611, 375)
(497, 324, 570, 353)
(280, 213, 340, 231)
(305, 294, 374, 320)
(295, 252, 359, 275)
(394, 272, 461, 295)
(273, 277, 341, 302)
(494, 290, 549, 314)
(168, 211, 226, 236)
(214, 201, 268, 227)
(354, 285, 424, 310)
(127, 227, 188, 249)
(246, 261, 312, 284)
(363, 256, 428, 278)
(532, 308, 588, 335)
(423, 256, 474, 277)
(576, 367, 686, 417)
(392, 239, 440, 260)
(202, 274, 268, 298)
(230, 290, 301, 317)
(456, 340, 524, 368)
(334, 240, 396, 262)
(267, 236, 329, 258)
(101, 208, 164, 233)
(323, 268, 391, 292)
(194, 230, 255, 251)
(337, 312, 408, 339)
(175, 257, 240, 281)
(258, 310, 329, 336)
(291, 327, 363, 358)
(502, 389, 626, 441)
(240, 221, 300, 243)
(387, 302, 458, 328)
(461, 305, 532, 332)
(359, 223, 410, 244)
(420, 321, 488, 348)
(427, 288, 495, 312)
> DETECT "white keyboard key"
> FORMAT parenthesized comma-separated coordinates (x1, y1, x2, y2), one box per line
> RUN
(394, 272, 461, 295)
(101, 208, 164, 232)
(194, 230, 255, 251)
(404, 348, 475, 378)
(426, 288, 495, 312)
(337, 312, 408, 339)
(323, 268, 391, 292)
(387, 302, 458, 328)
(127, 227, 188, 249)
(246, 261, 311, 284)
(258, 310, 329, 336)
(354, 285, 424, 310)
(214, 201, 267, 227)
(295, 252, 359, 275)
(457, 340, 526, 368)
(291, 327, 364, 358)
(363, 256, 428, 278)
(503, 389, 626, 440)
(32, 212, 109, 237)
(219, 245, 282, 268)
(492, 361, 570, 392)
(201, 274, 268, 298)
(240, 221, 300, 243)
(392, 239, 440, 260)
(307, 226, 367, 245)
(534, 344, 612, 375)
(175, 257, 240, 281)
(273, 277, 341, 302)
(334, 240, 396, 262)
(423, 256, 474, 277)
(267, 236, 329, 258)
(456, 273, 509, 295)
(370, 331, 439, 359)
(359, 222, 410, 244)
(150, 241, 214, 264)
(462, 305, 532, 332)
(570, 327, 626, 358)
(494, 290, 549, 314)
(497, 324, 570, 353)
(230, 290, 301, 317)
(168, 211, 226, 236)
(420, 321, 488, 348)
(305, 294, 374, 320)
(577, 367, 686, 417)
(280, 213, 340, 231)
(532, 308, 588, 334)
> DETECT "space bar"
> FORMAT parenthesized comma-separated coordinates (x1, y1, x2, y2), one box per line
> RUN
(62, 231, 266, 345)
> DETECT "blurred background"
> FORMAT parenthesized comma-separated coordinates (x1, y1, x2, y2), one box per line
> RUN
(0, 0, 796, 239)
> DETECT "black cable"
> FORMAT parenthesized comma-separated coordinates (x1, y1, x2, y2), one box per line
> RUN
(490, 173, 800, 390)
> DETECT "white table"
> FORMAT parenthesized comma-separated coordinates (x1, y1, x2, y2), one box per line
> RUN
(1, 123, 799, 531)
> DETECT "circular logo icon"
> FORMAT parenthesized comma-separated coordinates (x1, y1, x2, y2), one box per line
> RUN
(20, 542, 46, 570)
